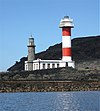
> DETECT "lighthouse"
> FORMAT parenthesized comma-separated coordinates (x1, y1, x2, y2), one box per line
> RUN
(59, 16, 75, 68)
(59, 16, 74, 61)
(27, 35, 35, 70)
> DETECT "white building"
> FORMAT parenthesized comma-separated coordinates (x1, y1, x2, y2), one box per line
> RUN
(25, 16, 75, 71)
(25, 59, 75, 71)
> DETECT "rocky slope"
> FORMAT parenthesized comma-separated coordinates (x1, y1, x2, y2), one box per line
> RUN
(1, 67, 100, 81)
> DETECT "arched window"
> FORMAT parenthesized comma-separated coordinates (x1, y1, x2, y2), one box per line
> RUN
(43, 64, 45, 69)
(47, 63, 50, 69)
(57, 63, 59, 68)
(52, 64, 55, 68)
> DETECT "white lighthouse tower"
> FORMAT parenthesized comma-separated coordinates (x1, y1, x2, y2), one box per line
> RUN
(59, 16, 75, 68)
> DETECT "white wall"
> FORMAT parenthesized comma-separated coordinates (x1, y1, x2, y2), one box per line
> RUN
(25, 60, 75, 71)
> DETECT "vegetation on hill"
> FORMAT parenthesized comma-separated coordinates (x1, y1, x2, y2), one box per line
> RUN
(7, 35, 100, 71)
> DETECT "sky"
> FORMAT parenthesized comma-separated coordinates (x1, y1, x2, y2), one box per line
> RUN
(0, 0, 99, 71)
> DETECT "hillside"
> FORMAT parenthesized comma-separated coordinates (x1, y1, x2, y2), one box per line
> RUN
(0, 67, 100, 92)
(7, 35, 100, 71)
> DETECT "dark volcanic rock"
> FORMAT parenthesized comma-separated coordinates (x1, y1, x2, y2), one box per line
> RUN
(72, 36, 100, 60)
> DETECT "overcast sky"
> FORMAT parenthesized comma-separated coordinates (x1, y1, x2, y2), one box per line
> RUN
(0, 0, 99, 71)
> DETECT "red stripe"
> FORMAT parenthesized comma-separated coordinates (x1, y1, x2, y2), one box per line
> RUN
(62, 28, 71, 36)
(62, 48, 72, 56)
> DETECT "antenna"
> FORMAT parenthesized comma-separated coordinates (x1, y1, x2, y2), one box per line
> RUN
(30, 33, 32, 37)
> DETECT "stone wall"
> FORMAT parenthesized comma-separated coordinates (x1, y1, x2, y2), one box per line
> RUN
(0, 81, 100, 92)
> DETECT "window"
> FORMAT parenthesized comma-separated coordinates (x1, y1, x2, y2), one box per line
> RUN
(47, 63, 50, 69)
(36, 64, 38, 70)
(34, 64, 35, 70)
(26, 65, 28, 70)
(43, 64, 45, 69)
(57, 63, 59, 68)
(66, 62, 68, 67)
(52, 64, 55, 68)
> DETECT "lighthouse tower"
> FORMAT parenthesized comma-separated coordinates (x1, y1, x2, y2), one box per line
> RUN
(27, 35, 35, 70)
(59, 16, 75, 68)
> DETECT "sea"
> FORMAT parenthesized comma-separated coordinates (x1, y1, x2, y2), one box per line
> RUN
(0, 91, 99, 111)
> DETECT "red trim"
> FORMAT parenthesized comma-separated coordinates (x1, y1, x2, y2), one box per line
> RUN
(62, 28, 71, 36)
(62, 47, 72, 56)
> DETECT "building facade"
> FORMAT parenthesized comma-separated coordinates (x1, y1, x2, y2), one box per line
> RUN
(25, 59, 75, 70)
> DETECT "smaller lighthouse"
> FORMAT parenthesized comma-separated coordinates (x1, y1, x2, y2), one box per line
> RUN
(27, 35, 35, 70)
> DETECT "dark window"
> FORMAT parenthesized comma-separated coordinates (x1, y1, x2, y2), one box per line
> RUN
(47, 63, 50, 69)
(43, 64, 45, 69)
(66, 62, 68, 67)
(26, 65, 28, 70)
(57, 63, 59, 68)
(52, 64, 55, 68)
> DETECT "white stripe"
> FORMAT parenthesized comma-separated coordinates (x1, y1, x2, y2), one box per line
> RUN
(62, 56, 72, 61)
(62, 36, 71, 48)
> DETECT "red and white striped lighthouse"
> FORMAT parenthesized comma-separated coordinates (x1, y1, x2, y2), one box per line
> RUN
(59, 16, 74, 62)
